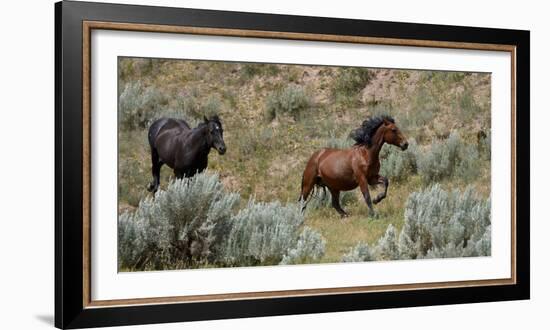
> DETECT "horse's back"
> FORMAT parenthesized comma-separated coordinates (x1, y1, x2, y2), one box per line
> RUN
(316, 148, 352, 163)
(303, 148, 349, 177)
(163, 118, 191, 131)
(148, 118, 191, 148)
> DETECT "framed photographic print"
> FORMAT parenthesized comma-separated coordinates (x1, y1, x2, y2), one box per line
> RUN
(55, 1, 530, 328)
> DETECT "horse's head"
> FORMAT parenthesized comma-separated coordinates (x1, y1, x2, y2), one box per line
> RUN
(382, 117, 409, 151)
(204, 115, 226, 155)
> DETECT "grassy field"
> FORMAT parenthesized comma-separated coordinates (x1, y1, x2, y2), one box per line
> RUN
(118, 57, 491, 264)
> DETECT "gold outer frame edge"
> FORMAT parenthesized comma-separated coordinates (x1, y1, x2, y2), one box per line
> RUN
(83, 21, 92, 308)
(82, 20, 517, 308)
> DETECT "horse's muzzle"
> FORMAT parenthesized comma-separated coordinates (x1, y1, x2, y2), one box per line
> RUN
(217, 146, 227, 155)
(400, 142, 409, 151)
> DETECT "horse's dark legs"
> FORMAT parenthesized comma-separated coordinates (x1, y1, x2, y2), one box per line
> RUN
(320, 184, 327, 201)
(174, 169, 184, 180)
(329, 188, 348, 218)
(358, 176, 375, 217)
(372, 175, 389, 205)
(147, 148, 163, 193)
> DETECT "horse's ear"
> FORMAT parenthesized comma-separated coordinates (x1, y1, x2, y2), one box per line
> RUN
(203, 115, 209, 123)
(382, 116, 395, 126)
(210, 114, 220, 122)
(383, 118, 395, 126)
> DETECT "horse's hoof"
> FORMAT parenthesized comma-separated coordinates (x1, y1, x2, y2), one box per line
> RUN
(372, 196, 384, 205)
(147, 183, 157, 193)
(368, 211, 379, 219)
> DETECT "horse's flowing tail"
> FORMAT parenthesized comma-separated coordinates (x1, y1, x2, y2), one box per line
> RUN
(300, 149, 324, 207)
(299, 173, 310, 205)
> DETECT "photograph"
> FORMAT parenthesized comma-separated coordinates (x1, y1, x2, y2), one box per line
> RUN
(117, 57, 492, 272)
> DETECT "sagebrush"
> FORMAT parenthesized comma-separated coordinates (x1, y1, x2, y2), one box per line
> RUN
(379, 140, 418, 182)
(222, 200, 324, 266)
(333, 67, 374, 97)
(341, 184, 491, 262)
(416, 133, 480, 184)
(265, 83, 312, 121)
(118, 172, 239, 270)
(118, 173, 326, 270)
(119, 81, 168, 130)
(118, 82, 223, 131)
(401, 184, 491, 259)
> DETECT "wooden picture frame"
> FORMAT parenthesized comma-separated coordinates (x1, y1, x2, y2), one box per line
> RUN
(55, 1, 530, 328)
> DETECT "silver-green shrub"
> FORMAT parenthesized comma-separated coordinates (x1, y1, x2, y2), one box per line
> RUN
(379, 140, 418, 182)
(454, 144, 480, 181)
(375, 224, 401, 260)
(280, 227, 326, 265)
(340, 184, 491, 262)
(417, 133, 480, 184)
(265, 83, 311, 121)
(400, 184, 491, 259)
(407, 86, 438, 127)
(168, 89, 220, 126)
(173, 88, 201, 117)
(237, 127, 275, 156)
(118, 172, 239, 270)
(341, 242, 375, 262)
(201, 94, 223, 118)
(119, 83, 222, 131)
(223, 200, 324, 266)
(119, 173, 327, 270)
(417, 133, 460, 182)
(332, 67, 374, 97)
(119, 81, 168, 130)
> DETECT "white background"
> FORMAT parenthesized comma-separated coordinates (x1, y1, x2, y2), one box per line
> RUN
(0, 0, 546, 329)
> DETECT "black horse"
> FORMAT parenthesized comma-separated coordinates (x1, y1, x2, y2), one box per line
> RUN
(147, 115, 226, 193)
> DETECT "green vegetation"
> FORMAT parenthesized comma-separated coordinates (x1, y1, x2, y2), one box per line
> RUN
(118, 173, 325, 271)
(332, 67, 374, 106)
(265, 83, 312, 121)
(118, 57, 491, 267)
(119, 81, 168, 130)
(416, 133, 481, 184)
(240, 63, 281, 81)
(380, 140, 418, 182)
(341, 184, 491, 262)
(223, 199, 324, 267)
(118, 173, 240, 270)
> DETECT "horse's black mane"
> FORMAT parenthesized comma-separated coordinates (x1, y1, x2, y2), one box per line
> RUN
(350, 115, 395, 146)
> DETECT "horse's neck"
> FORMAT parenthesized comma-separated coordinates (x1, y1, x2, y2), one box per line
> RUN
(189, 125, 211, 155)
(366, 127, 386, 160)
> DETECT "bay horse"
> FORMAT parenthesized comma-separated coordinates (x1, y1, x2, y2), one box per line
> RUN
(300, 115, 408, 217)
(147, 115, 226, 193)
